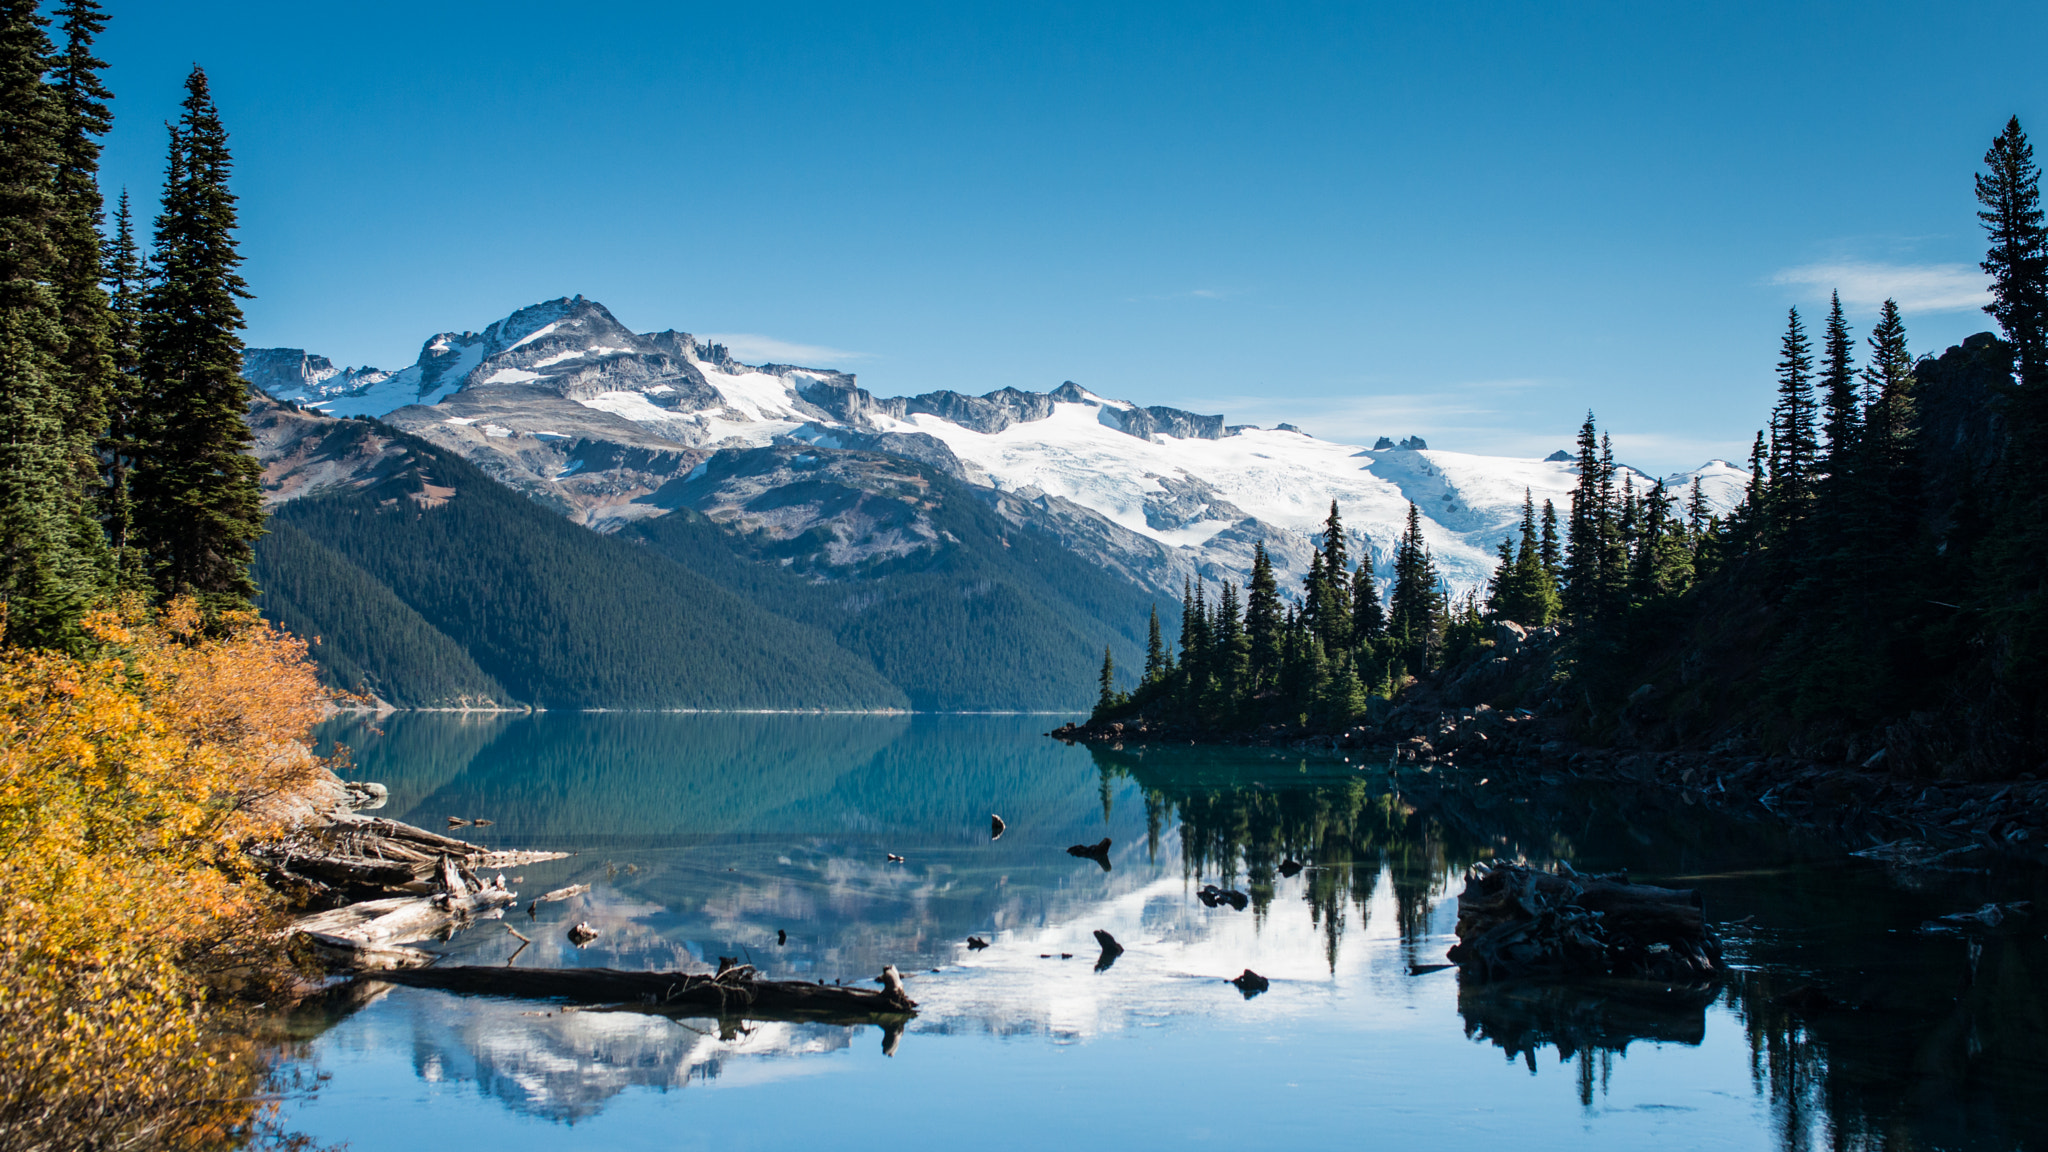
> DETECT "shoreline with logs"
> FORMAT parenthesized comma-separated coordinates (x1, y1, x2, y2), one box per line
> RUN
(265, 776, 931, 1025)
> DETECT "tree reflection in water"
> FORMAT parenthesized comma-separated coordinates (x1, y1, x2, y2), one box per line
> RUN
(1087, 743, 2048, 1149)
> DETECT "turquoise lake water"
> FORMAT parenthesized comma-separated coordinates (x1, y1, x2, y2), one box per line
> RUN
(278, 713, 2048, 1150)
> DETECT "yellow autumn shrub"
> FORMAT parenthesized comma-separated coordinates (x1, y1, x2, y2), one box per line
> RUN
(0, 597, 332, 1152)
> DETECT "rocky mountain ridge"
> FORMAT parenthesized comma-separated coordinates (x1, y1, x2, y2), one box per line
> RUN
(249, 295, 1746, 600)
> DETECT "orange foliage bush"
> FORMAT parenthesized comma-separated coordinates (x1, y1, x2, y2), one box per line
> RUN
(0, 597, 333, 1152)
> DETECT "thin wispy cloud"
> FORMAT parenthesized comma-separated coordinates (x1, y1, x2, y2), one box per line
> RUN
(1123, 287, 1231, 303)
(703, 333, 868, 365)
(1771, 260, 1990, 314)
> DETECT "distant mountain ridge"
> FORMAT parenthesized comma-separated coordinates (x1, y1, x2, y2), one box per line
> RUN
(249, 295, 1745, 602)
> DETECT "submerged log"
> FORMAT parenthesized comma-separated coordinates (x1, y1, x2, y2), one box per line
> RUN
(375, 964, 919, 1018)
(1446, 861, 1725, 983)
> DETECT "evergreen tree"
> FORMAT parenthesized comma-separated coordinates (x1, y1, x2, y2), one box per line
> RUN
(1316, 649, 1366, 727)
(1626, 481, 1691, 605)
(1768, 307, 1818, 532)
(100, 186, 143, 585)
(0, 1, 96, 645)
(1215, 580, 1248, 705)
(1302, 500, 1351, 651)
(1494, 489, 1558, 625)
(1143, 603, 1168, 683)
(1244, 542, 1282, 689)
(1744, 430, 1768, 509)
(1684, 476, 1711, 538)
(1487, 536, 1515, 614)
(1977, 116, 2048, 389)
(1538, 498, 1561, 583)
(1350, 561, 1386, 642)
(1819, 291, 1860, 464)
(1562, 412, 1604, 621)
(133, 67, 264, 609)
(48, 0, 113, 537)
(1597, 433, 1627, 613)
(1096, 646, 1116, 713)
(1974, 117, 2048, 707)
(1388, 502, 1443, 671)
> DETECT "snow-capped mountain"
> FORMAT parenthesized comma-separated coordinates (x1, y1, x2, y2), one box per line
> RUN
(248, 295, 1746, 599)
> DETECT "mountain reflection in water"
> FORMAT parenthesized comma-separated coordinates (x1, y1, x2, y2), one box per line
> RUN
(284, 714, 2048, 1151)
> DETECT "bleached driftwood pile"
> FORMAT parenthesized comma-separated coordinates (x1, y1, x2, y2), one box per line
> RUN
(261, 801, 566, 971)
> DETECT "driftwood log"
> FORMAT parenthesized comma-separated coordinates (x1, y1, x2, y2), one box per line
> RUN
(1446, 861, 1724, 982)
(374, 964, 919, 1021)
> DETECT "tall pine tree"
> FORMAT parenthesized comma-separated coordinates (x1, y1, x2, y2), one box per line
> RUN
(1388, 502, 1443, 672)
(0, 1, 99, 645)
(133, 66, 264, 610)
(1975, 117, 2048, 712)
(1245, 542, 1282, 690)
(1562, 412, 1605, 621)
(100, 186, 144, 585)
(1768, 307, 1818, 541)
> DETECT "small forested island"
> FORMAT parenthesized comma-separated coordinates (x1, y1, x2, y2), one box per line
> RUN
(1064, 120, 2048, 853)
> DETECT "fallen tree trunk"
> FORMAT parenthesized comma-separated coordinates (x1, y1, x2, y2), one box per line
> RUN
(298, 886, 520, 948)
(301, 931, 438, 972)
(1446, 861, 1725, 983)
(374, 965, 919, 1019)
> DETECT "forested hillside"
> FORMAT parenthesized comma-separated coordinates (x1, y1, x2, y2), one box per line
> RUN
(256, 425, 909, 710)
(254, 417, 1159, 709)
(626, 452, 1160, 710)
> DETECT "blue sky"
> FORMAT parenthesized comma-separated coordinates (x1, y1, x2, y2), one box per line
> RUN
(94, 1, 2047, 474)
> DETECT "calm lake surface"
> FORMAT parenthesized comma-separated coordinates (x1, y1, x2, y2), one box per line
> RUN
(280, 713, 2048, 1151)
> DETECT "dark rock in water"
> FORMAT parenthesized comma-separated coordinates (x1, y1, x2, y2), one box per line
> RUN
(886, 853, 905, 863)
(1278, 858, 1304, 878)
(1215, 888, 1249, 911)
(1231, 969, 1270, 997)
(1446, 861, 1724, 983)
(1197, 884, 1223, 907)
(967, 936, 989, 950)
(777, 929, 787, 946)
(566, 922, 599, 946)
(1066, 838, 1112, 871)
(990, 814, 1006, 841)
